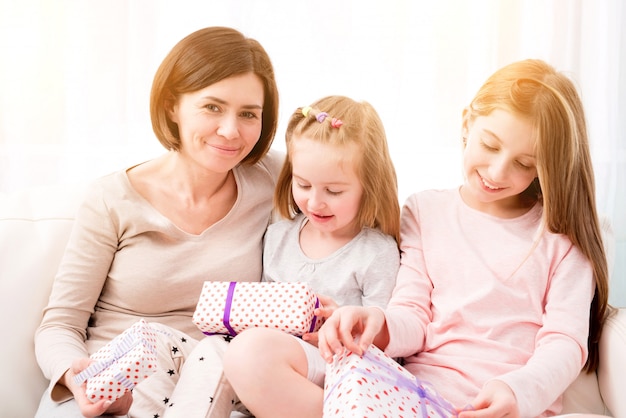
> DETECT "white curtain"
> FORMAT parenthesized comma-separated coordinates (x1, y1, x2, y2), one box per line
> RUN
(0, 0, 623, 306)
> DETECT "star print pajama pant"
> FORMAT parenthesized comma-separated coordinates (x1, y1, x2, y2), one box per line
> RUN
(130, 323, 238, 418)
(35, 323, 240, 418)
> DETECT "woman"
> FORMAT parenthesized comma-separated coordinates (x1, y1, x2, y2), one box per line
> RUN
(34, 26, 281, 418)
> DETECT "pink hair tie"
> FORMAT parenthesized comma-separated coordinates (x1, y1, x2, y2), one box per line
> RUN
(316, 112, 328, 123)
(330, 118, 343, 128)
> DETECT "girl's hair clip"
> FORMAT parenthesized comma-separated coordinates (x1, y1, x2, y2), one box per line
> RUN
(301, 106, 343, 128)
(330, 118, 343, 128)
(316, 112, 329, 123)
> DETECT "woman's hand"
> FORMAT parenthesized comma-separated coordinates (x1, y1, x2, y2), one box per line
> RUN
(458, 380, 519, 418)
(62, 357, 133, 417)
(317, 305, 387, 362)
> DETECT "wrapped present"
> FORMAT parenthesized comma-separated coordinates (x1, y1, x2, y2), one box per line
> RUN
(73, 319, 158, 403)
(193, 281, 323, 337)
(324, 344, 464, 418)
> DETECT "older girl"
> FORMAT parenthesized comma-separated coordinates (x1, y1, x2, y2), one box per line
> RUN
(318, 59, 610, 418)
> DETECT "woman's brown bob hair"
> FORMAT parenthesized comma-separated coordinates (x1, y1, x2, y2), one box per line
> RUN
(150, 26, 279, 165)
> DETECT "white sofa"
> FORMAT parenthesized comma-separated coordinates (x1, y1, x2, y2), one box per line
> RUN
(1, 182, 624, 418)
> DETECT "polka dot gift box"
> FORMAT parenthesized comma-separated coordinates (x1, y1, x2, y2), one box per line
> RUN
(324, 344, 468, 417)
(193, 281, 323, 337)
(73, 319, 158, 403)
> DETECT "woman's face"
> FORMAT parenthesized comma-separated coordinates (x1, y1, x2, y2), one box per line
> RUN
(169, 72, 264, 173)
(461, 108, 538, 217)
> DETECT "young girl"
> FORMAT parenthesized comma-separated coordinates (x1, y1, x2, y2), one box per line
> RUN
(223, 95, 401, 417)
(317, 59, 611, 418)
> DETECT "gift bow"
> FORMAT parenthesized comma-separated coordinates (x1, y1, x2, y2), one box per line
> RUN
(325, 347, 465, 418)
(73, 320, 157, 386)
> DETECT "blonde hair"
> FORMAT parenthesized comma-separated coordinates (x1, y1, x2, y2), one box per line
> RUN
(150, 26, 278, 165)
(274, 95, 400, 244)
(465, 59, 609, 372)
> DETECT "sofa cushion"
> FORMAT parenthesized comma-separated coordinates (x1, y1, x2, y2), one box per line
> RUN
(561, 371, 608, 415)
(1, 183, 621, 417)
(0, 184, 86, 417)
(597, 308, 626, 417)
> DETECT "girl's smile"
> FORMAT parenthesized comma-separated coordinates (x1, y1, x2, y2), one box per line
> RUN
(290, 136, 364, 240)
(461, 108, 538, 218)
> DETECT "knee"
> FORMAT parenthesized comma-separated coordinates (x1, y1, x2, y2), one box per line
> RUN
(225, 328, 271, 375)
(224, 332, 248, 377)
(224, 328, 291, 377)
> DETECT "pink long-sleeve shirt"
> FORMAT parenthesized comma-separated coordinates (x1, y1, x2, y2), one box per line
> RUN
(384, 189, 594, 417)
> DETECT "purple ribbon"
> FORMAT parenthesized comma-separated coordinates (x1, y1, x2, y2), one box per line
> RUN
(308, 297, 320, 333)
(115, 371, 139, 390)
(222, 281, 238, 336)
(324, 348, 462, 418)
(73, 320, 155, 386)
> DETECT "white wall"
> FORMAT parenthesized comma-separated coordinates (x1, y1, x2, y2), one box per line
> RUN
(0, 0, 624, 305)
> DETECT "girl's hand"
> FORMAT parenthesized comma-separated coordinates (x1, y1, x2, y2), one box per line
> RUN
(317, 305, 386, 362)
(314, 294, 339, 319)
(458, 380, 519, 418)
(301, 294, 338, 347)
(63, 357, 133, 417)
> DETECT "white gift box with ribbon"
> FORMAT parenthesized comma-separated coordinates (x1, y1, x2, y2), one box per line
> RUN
(193, 281, 322, 337)
(324, 344, 468, 417)
(73, 319, 158, 403)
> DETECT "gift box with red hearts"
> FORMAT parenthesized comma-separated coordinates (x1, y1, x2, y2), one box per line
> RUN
(73, 319, 158, 403)
(324, 344, 464, 417)
(193, 281, 323, 337)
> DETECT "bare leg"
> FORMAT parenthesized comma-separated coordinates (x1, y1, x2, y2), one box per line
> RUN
(224, 328, 323, 418)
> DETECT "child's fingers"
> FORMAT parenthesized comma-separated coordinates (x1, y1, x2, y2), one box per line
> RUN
(317, 307, 358, 361)
(318, 306, 381, 361)
(314, 306, 335, 319)
(315, 294, 338, 319)
(316, 294, 338, 309)
(317, 319, 341, 362)
(336, 314, 366, 355)
(302, 331, 319, 347)
(356, 307, 385, 353)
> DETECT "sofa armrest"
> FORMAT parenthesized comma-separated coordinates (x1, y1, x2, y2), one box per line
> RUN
(0, 184, 85, 417)
(597, 307, 626, 417)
